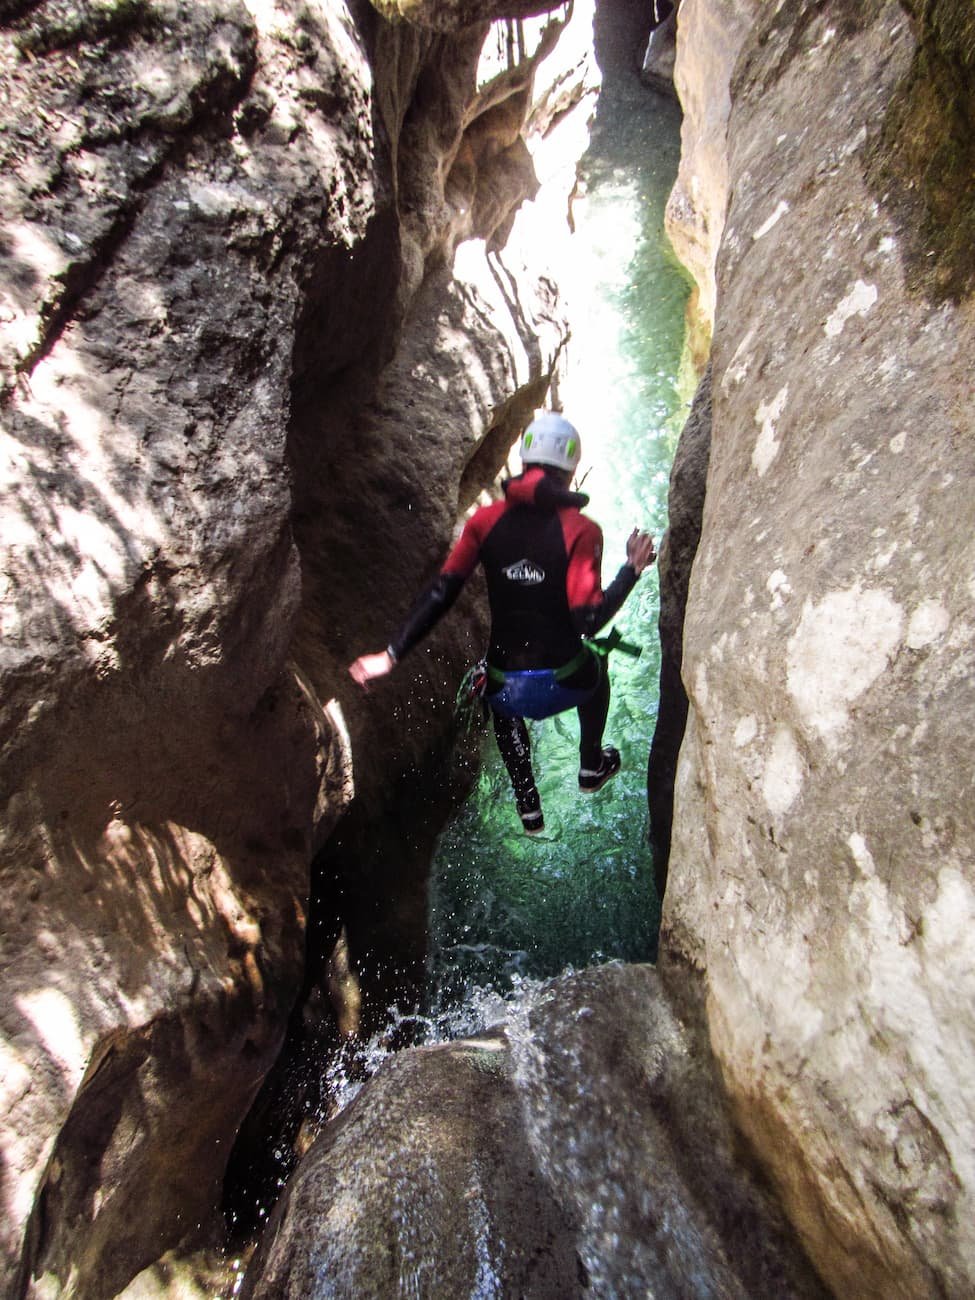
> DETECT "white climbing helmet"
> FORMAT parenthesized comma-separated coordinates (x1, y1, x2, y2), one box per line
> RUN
(519, 411, 582, 472)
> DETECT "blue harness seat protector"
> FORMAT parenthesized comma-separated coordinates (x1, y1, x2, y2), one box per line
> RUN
(486, 668, 597, 721)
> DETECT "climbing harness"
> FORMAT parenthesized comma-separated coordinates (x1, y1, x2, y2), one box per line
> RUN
(482, 624, 640, 684)
(484, 642, 589, 688)
(483, 626, 642, 722)
(455, 626, 642, 727)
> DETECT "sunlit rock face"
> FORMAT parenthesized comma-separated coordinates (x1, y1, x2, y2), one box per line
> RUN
(640, 6, 677, 96)
(664, 0, 759, 356)
(0, 0, 572, 1291)
(662, 1, 975, 1295)
(241, 965, 827, 1299)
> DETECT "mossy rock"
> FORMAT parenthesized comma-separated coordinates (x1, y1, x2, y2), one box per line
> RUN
(867, 0, 975, 301)
(13, 0, 156, 55)
(733, 0, 889, 101)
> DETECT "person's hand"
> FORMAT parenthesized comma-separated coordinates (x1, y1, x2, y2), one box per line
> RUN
(348, 650, 395, 688)
(626, 529, 656, 575)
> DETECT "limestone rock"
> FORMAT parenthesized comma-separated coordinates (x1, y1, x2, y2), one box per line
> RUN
(117, 1248, 244, 1300)
(663, 2, 975, 1295)
(243, 964, 827, 1298)
(242, 1035, 579, 1298)
(641, 6, 678, 96)
(664, 0, 759, 350)
(1, 1, 366, 1289)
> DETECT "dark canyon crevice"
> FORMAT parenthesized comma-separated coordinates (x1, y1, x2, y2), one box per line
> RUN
(282, 13, 573, 1028)
(648, 360, 711, 901)
(224, 3, 576, 1248)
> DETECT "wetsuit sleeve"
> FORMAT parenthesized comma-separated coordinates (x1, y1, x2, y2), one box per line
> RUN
(565, 515, 638, 636)
(573, 563, 639, 636)
(440, 512, 485, 580)
(388, 572, 466, 661)
(387, 510, 488, 661)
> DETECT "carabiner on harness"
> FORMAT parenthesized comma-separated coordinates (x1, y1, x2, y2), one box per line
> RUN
(455, 657, 489, 732)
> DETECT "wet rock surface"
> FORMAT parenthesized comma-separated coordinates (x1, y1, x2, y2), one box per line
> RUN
(5, 0, 970, 1294)
(242, 1035, 580, 1299)
(662, 1, 975, 1294)
(243, 964, 827, 1299)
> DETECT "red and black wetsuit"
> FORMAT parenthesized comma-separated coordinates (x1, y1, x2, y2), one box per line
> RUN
(389, 467, 637, 669)
(388, 467, 638, 798)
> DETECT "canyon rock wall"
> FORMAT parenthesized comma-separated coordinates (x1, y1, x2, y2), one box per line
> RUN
(640, 5, 677, 96)
(662, 1, 975, 1295)
(664, 0, 758, 356)
(0, 0, 575, 1292)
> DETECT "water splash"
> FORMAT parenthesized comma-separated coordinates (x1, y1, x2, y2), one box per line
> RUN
(312, 977, 545, 1126)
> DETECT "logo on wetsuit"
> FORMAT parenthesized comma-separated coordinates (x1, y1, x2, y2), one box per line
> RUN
(503, 558, 545, 585)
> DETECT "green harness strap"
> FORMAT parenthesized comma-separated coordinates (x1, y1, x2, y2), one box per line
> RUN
(485, 625, 641, 685)
(584, 624, 642, 661)
(486, 644, 591, 685)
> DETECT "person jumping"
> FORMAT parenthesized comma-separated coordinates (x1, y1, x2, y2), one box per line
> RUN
(348, 411, 656, 834)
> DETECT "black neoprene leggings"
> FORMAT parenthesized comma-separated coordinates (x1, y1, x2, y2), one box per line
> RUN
(492, 660, 610, 799)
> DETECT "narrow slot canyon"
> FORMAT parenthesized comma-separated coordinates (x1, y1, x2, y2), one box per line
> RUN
(0, 1, 973, 1298)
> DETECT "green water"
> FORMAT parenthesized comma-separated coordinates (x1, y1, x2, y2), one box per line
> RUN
(429, 85, 691, 1009)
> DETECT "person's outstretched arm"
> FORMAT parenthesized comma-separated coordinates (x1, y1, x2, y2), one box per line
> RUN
(348, 570, 467, 686)
(348, 509, 489, 687)
(569, 525, 656, 637)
